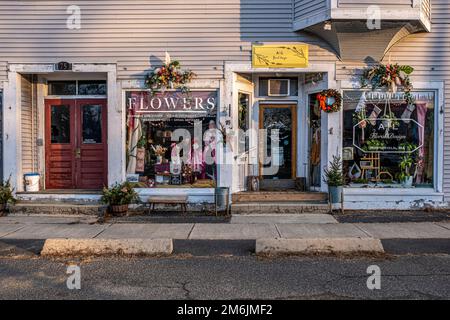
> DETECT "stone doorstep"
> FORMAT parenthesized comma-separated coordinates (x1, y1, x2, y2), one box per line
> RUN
(231, 202, 330, 214)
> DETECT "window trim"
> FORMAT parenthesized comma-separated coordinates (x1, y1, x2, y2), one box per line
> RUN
(340, 80, 444, 195)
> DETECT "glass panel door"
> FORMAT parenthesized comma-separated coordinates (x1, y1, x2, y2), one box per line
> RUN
(259, 105, 296, 180)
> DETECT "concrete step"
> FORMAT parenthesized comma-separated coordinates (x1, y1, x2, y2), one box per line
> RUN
(232, 191, 328, 203)
(10, 202, 104, 215)
(231, 202, 329, 214)
(16, 192, 101, 204)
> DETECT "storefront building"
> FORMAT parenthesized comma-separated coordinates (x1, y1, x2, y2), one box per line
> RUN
(0, 0, 448, 210)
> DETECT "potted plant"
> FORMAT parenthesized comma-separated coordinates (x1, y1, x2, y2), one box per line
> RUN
(324, 155, 345, 204)
(101, 182, 139, 216)
(151, 144, 167, 164)
(0, 178, 16, 215)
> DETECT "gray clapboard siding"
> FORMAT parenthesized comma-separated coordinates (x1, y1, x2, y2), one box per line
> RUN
(294, 0, 329, 21)
(0, 0, 336, 80)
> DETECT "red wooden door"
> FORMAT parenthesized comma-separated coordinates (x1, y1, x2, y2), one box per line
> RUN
(45, 99, 76, 189)
(45, 99, 107, 189)
(75, 99, 107, 189)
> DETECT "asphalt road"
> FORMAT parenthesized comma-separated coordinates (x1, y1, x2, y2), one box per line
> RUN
(0, 254, 449, 300)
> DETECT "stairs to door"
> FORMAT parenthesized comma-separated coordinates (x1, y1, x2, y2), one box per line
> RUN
(231, 191, 329, 214)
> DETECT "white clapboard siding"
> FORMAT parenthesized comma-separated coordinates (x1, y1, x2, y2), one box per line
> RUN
(20, 75, 38, 175)
(0, 0, 336, 81)
(294, 0, 329, 21)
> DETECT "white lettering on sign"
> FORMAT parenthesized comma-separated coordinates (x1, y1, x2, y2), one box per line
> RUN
(127, 91, 217, 114)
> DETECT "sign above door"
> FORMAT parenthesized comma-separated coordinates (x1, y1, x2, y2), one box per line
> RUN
(252, 44, 309, 68)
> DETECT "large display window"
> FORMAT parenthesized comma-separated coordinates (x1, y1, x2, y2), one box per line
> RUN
(342, 90, 435, 188)
(125, 90, 218, 188)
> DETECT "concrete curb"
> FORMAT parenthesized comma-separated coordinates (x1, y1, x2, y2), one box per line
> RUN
(41, 238, 173, 256)
(255, 238, 385, 255)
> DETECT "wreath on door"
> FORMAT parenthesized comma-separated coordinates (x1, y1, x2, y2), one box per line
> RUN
(316, 89, 342, 113)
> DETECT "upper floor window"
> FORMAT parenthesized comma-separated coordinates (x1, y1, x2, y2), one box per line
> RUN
(48, 80, 107, 96)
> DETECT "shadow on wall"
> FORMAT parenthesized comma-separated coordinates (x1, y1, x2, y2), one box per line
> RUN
(239, 0, 337, 56)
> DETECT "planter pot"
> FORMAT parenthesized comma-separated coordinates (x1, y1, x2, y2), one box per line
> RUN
(401, 176, 413, 188)
(328, 186, 343, 204)
(382, 119, 391, 128)
(215, 187, 230, 213)
(109, 204, 129, 216)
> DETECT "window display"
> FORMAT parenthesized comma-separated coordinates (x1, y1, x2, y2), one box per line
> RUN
(343, 90, 435, 188)
(126, 90, 218, 188)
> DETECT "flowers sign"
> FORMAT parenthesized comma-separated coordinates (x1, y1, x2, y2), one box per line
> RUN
(361, 63, 415, 104)
(145, 59, 195, 95)
(316, 89, 342, 113)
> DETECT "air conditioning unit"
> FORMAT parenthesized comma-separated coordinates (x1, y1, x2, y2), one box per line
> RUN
(268, 79, 290, 96)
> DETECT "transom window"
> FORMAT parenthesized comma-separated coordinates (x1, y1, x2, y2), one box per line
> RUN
(48, 80, 107, 96)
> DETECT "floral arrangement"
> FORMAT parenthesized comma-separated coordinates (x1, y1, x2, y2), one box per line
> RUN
(101, 182, 139, 206)
(316, 89, 342, 113)
(361, 63, 415, 104)
(151, 144, 167, 156)
(145, 60, 195, 95)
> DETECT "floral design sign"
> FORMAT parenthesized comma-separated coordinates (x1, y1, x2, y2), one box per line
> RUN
(252, 44, 308, 68)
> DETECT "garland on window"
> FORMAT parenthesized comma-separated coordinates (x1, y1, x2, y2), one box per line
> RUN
(360, 63, 415, 104)
(145, 60, 196, 95)
(316, 89, 342, 113)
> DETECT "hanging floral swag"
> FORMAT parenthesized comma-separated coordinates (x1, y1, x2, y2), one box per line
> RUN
(145, 60, 196, 95)
(360, 63, 415, 104)
(316, 89, 342, 113)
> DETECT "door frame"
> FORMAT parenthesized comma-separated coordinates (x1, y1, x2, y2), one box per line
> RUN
(44, 98, 107, 190)
(258, 104, 297, 179)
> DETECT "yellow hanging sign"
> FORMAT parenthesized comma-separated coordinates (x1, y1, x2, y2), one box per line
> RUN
(252, 44, 309, 68)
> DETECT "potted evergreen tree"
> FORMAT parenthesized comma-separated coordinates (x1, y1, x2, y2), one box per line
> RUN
(324, 156, 345, 204)
(101, 182, 139, 216)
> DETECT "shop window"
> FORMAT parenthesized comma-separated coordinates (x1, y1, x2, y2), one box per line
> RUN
(78, 80, 107, 95)
(259, 77, 298, 97)
(342, 90, 435, 189)
(48, 81, 76, 95)
(125, 91, 218, 188)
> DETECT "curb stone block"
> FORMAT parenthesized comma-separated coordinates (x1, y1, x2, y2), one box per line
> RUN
(41, 238, 173, 256)
(255, 238, 384, 255)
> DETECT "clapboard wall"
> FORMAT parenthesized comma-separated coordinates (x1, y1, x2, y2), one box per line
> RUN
(0, 0, 336, 81)
(0, 0, 448, 200)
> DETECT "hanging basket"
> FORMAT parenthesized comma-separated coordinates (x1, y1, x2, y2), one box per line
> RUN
(316, 89, 342, 113)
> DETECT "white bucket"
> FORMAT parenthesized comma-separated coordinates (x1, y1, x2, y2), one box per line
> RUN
(24, 173, 40, 192)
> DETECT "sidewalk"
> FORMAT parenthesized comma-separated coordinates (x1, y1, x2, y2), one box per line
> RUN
(0, 214, 448, 240)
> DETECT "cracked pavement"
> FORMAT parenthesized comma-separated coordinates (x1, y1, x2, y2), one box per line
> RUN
(0, 254, 448, 299)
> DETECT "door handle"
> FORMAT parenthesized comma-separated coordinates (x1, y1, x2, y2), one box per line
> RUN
(75, 148, 81, 158)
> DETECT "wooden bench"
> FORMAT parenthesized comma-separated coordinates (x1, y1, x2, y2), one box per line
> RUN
(147, 195, 188, 215)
